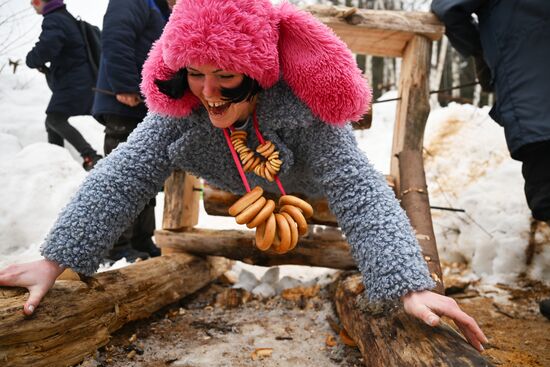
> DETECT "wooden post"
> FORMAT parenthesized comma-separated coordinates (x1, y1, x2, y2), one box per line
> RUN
(161, 171, 201, 255)
(390, 35, 444, 293)
(162, 171, 201, 230)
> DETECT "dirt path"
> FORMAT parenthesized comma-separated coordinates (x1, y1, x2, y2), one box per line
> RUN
(79, 275, 550, 367)
(455, 282, 550, 367)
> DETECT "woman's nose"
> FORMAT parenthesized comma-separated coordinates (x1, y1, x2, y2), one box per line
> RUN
(202, 76, 219, 99)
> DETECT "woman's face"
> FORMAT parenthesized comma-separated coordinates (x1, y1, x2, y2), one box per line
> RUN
(187, 64, 256, 129)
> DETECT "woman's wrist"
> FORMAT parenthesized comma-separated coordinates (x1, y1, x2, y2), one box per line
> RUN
(43, 258, 66, 276)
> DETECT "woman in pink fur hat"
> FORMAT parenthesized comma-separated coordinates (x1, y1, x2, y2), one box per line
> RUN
(0, 0, 487, 352)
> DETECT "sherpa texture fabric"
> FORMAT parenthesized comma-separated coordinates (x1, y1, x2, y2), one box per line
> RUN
(41, 81, 435, 301)
(140, 0, 371, 125)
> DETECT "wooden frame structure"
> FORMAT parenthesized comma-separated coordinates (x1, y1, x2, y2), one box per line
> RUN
(0, 6, 493, 367)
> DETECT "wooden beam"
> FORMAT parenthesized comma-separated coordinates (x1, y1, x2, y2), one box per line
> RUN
(162, 171, 201, 230)
(203, 177, 396, 226)
(0, 255, 231, 367)
(305, 5, 444, 57)
(155, 228, 356, 270)
(333, 273, 494, 367)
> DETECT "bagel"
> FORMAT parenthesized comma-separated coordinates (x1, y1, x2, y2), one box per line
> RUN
(228, 186, 263, 216)
(255, 213, 276, 251)
(272, 213, 291, 253)
(256, 141, 273, 154)
(235, 196, 266, 224)
(259, 144, 276, 158)
(265, 162, 278, 175)
(264, 166, 274, 182)
(247, 199, 275, 228)
(231, 131, 247, 139)
(280, 204, 308, 235)
(280, 212, 299, 250)
(279, 195, 313, 218)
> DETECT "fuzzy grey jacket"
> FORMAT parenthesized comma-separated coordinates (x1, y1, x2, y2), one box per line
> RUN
(41, 81, 436, 301)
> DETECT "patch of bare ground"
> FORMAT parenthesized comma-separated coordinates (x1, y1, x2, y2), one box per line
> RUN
(79, 279, 364, 367)
(78, 266, 550, 367)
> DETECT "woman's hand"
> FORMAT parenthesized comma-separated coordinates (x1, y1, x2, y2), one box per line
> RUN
(402, 290, 488, 352)
(0, 259, 64, 315)
(116, 93, 142, 107)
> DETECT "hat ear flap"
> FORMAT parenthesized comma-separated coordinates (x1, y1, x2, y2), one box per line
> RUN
(277, 3, 371, 125)
(141, 40, 200, 117)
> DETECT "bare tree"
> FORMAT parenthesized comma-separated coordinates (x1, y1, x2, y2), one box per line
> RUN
(0, 0, 36, 61)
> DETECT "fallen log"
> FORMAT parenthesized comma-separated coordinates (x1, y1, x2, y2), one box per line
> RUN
(0, 254, 231, 367)
(333, 273, 494, 367)
(155, 227, 356, 269)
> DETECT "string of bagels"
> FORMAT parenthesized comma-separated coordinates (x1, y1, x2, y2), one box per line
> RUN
(222, 109, 313, 254)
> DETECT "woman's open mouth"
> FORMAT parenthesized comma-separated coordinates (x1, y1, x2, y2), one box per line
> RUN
(206, 101, 231, 116)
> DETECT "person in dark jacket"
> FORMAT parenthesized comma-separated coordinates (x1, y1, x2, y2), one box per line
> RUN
(431, 0, 550, 319)
(27, 0, 102, 171)
(92, 0, 171, 262)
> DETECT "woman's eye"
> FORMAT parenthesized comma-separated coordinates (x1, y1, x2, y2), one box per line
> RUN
(188, 73, 203, 77)
(219, 75, 235, 79)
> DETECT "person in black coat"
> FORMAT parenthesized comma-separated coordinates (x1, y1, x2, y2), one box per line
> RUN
(27, 0, 102, 171)
(431, 0, 550, 319)
(92, 0, 172, 262)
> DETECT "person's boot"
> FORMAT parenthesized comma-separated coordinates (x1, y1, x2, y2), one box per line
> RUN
(133, 237, 161, 257)
(540, 298, 550, 320)
(103, 244, 150, 265)
(82, 154, 102, 171)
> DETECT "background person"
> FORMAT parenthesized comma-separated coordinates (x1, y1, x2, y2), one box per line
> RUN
(27, 0, 102, 171)
(431, 0, 550, 319)
(92, 0, 172, 263)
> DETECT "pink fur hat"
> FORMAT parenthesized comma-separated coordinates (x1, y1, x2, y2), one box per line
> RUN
(141, 0, 372, 125)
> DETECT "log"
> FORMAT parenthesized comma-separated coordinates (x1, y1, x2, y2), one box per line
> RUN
(305, 5, 444, 57)
(155, 227, 356, 269)
(203, 176, 396, 226)
(0, 254, 231, 367)
(333, 273, 494, 367)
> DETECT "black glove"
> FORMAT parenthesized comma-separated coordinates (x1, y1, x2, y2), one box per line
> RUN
(473, 54, 493, 93)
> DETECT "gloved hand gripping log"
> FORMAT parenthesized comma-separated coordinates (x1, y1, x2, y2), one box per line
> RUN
(223, 109, 314, 254)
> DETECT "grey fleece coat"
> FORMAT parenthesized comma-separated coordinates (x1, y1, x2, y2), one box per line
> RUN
(41, 81, 435, 301)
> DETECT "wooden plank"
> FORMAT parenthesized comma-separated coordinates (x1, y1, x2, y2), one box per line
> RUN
(0, 255, 231, 367)
(162, 171, 201, 230)
(155, 228, 356, 270)
(333, 273, 493, 367)
(305, 5, 444, 57)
